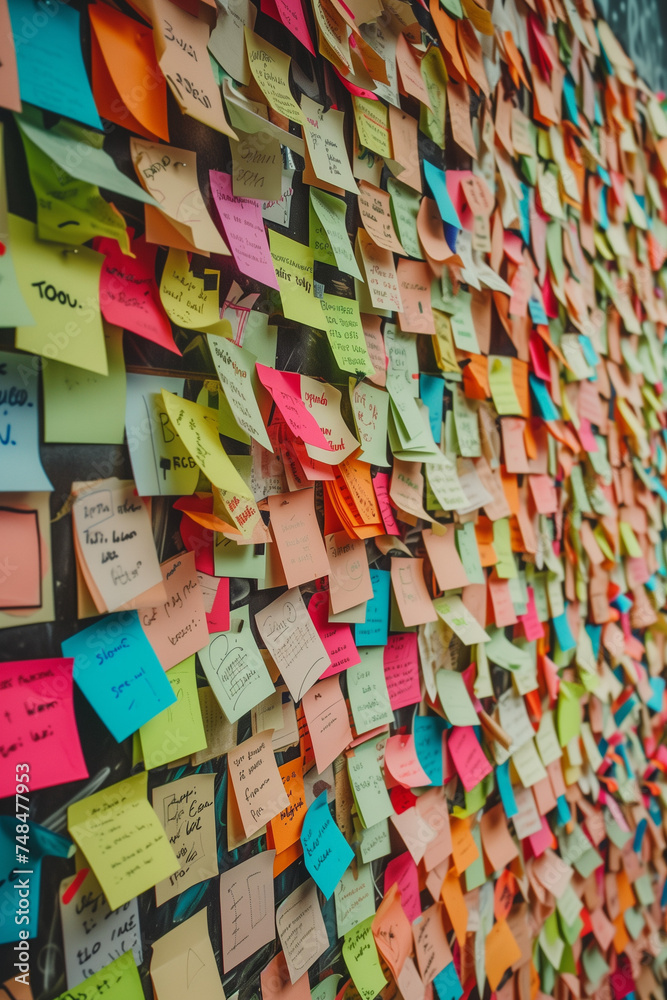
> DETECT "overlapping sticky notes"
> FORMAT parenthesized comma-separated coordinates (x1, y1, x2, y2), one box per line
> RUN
(68, 772, 178, 911)
(124, 374, 198, 497)
(219, 850, 276, 970)
(7, 0, 101, 127)
(150, 908, 226, 1000)
(255, 587, 330, 701)
(71, 480, 164, 613)
(227, 730, 289, 837)
(139, 655, 207, 768)
(130, 139, 229, 254)
(347, 737, 393, 828)
(244, 28, 305, 124)
(301, 790, 353, 899)
(276, 878, 328, 983)
(198, 615, 274, 722)
(59, 867, 142, 988)
(62, 611, 176, 742)
(0, 817, 73, 944)
(55, 953, 144, 1000)
(0, 657, 87, 797)
(152, 773, 217, 905)
(89, 2, 168, 141)
(347, 647, 394, 734)
(139, 552, 208, 669)
(268, 488, 330, 588)
(209, 171, 279, 288)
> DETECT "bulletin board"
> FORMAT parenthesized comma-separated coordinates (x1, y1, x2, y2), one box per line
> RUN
(3, 2, 667, 1000)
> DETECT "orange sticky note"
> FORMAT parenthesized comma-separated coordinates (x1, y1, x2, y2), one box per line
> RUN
(484, 919, 522, 992)
(449, 817, 479, 874)
(270, 758, 307, 854)
(440, 867, 468, 947)
(89, 3, 169, 141)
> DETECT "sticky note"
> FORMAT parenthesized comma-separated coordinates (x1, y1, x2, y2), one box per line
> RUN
(301, 791, 354, 899)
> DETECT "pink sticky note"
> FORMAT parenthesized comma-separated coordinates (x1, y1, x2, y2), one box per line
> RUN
(447, 726, 493, 792)
(0, 658, 88, 797)
(209, 171, 280, 290)
(374, 472, 400, 535)
(385, 735, 432, 789)
(256, 366, 331, 450)
(97, 234, 179, 354)
(0, 507, 41, 608)
(384, 634, 421, 709)
(488, 575, 518, 628)
(308, 590, 361, 676)
(139, 552, 209, 670)
(577, 417, 598, 453)
(302, 675, 353, 773)
(385, 852, 421, 923)
(527, 816, 553, 857)
(261, 0, 315, 54)
(518, 587, 545, 641)
(528, 474, 558, 514)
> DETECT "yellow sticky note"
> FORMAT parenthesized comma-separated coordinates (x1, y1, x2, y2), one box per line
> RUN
(353, 96, 392, 158)
(320, 294, 374, 375)
(268, 229, 325, 328)
(11, 214, 108, 375)
(244, 28, 305, 124)
(489, 356, 522, 415)
(159, 248, 221, 331)
(161, 390, 253, 501)
(68, 772, 179, 911)
(343, 916, 387, 1000)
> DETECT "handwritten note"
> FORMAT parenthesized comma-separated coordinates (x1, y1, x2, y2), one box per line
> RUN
(276, 878, 329, 983)
(210, 171, 279, 289)
(255, 587, 330, 701)
(150, 908, 225, 1000)
(68, 772, 179, 911)
(219, 849, 276, 970)
(227, 730, 289, 837)
(139, 552, 208, 670)
(0, 658, 87, 798)
(301, 791, 354, 899)
(152, 774, 217, 905)
(199, 618, 274, 723)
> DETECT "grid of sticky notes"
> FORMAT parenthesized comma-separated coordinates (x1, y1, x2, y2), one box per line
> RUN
(2, 1, 667, 1000)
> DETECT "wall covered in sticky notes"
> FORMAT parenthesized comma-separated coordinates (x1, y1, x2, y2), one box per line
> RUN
(4, 1, 667, 1000)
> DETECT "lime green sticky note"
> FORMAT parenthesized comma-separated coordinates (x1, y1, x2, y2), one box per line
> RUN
(456, 521, 485, 584)
(11, 214, 108, 375)
(557, 681, 584, 746)
(420, 45, 448, 149)
(214, 533, 265, 581)
(493, 518, 517, 579)
(343, 916, 387, 1000)
(449, 290, 480, 353)
(619, 521, 642, 557)
(53, 953, 144, 1000)
(43, 324, 126, 443)
(68, 771, 179, 911)
(139, 656, 207, 769)
(464, 824, 487, 890)
(435, 669, 479, 725)
(320, 293, 374, 375)
(0, 122, 33, 326)
(352, 97, 391, 158)
(268, 229, 325, 329)
(310, 188, 362, 279)
(309, 198, 337, 267)
(489, 356, 522, 415)
(19, 121, 130, 251)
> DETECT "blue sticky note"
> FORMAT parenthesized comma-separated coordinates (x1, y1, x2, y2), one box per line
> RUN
(648, 677, 666, 713)
(496, 760, 518, 818)
(579, 335, 599, 369)
(0, 818, 72, 943)
(424, 161, 462, 229)
(598, 187, 609, 230)
(0, 350, 52, 491)
(585, 624, 601, 658)
(528, 297, 548, 326)
(563, 75, 580, 126)
(62, 611, 176, 742)
(529, 374, 560, 421)
(8, 0, 102, 129)
(551, 612, 576, 652)
(434, 963, 463, 1000)
(518, 185, 531, 244)
(413, 716, 447, 785)
(355, 568, 390, 646)
(556, 795, 571, 825)
(419, 374, 444, 443)
(633, 818, 647, 852)
(301, 792, 353, 900)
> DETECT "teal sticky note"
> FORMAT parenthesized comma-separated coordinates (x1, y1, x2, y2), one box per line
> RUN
(355, 569, 390, 646)
(552, 611, 576, 652)
(419, 374, 444, 443)
(529, 374, 560, 421)
(413, 716, 447, 785)
(648, 677, 665, 712)
(0, 818, 72, 943)
(496, 760, 518, 818)
(434, 963, 463, 1000)
(424, 162, 462, 229)
(8, 0, 102, 129)
(62, 612, 176, 742)
(301, 791, 354, 899)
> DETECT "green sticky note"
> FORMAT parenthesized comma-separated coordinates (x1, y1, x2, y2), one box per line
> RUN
(268, 229, 325, 329)
(310, 188, 362, 279)
(492, 518, 517, 579)
(347, 647, 394, 733)
(53, 953, 144, 1000)
(348, 737, 394, 828)
(43, 325, 126, 443)
(320, 293, 374, 375)
(343, 917, 387, 1000)
(139, 656, 207, 769)
(449, 290, 480, 353)
(435, 670, 479, 725)
(464, 824, 487, 890)
(420, 44, 448, 148)
(557, 680, 584, 746)
(359, 817, 391, 862)
(456, 521, 485, 585)
(488, 356, 522, 415)
(387, 178, 424, 259)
